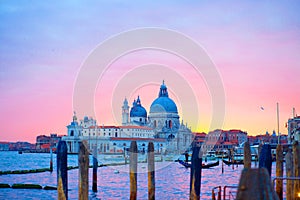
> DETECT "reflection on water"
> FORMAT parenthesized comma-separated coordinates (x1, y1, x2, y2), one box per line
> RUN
(0, 151, 279, 199)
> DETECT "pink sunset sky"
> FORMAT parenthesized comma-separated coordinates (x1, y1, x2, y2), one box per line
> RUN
(1, 1, 300, 143)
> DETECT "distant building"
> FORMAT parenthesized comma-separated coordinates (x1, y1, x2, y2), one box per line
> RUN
(287, 116, 300, 143)
(203, 129, 248, 150)
(0, 142, 9, 151)
(192, 132, 206, 146)
(247, 131, 287, 145)
(36, 133, 62, 152)
(9, 142, 35, 151)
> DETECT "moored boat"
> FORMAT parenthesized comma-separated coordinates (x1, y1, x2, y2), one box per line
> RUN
(178, 160, 219, 169)
(222, 159, 243, 165)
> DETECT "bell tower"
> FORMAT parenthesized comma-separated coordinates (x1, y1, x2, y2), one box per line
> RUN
(122, 97, 130, 125)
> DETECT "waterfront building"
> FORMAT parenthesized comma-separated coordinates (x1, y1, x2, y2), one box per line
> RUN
(0, 142, 9, 151)
(287, 116, 300, 143)
(36, 133, 62, 151)
(8, 142, 35, 151)
(191, 132, 206, 147)
(203, 129, 248, 150)
(63, 81, 193, 154)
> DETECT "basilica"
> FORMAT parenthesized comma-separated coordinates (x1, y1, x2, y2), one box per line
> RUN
(62, 81, 193, 154)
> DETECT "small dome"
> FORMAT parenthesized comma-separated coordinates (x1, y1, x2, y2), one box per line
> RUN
(130, 106, 147, 117)
(130, 96, 147, 118)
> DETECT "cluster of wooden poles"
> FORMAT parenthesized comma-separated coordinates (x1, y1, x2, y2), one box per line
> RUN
(234, 141, 300, 200)
(56, 139, 300, 200)
(56, 140, 204, 200)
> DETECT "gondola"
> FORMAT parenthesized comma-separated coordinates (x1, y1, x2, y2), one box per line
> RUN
(222, 159, 243, 165)
(178, 160, 219, 169)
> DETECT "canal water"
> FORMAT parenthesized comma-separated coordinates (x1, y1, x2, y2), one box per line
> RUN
(0, 151, 279, 199)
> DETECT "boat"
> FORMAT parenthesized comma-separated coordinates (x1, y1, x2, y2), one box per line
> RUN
(203, 150, 218, 161)
(222, 159, 244, 165)
(178, 160, 219, 169)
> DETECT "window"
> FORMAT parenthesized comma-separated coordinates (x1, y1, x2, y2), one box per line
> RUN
(169, 120, 172, 128)
(70, 130, 74, 136)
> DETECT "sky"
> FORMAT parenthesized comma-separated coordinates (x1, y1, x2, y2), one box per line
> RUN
(1, 1, 300, 143)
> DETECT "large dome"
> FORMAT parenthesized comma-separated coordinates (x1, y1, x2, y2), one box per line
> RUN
(130, 96, 147, 118)
(150, 97, 178, 113)
(149, 81, 178, 114)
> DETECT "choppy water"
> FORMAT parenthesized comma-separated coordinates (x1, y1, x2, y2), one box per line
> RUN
(0, 151, 279, 199)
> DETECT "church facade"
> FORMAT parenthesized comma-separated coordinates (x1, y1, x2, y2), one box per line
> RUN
(62, 81, 193, 154)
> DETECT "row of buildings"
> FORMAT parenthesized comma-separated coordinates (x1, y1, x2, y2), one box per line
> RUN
(0, 134, 62, 152)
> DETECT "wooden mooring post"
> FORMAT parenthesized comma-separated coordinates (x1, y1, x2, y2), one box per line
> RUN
(57, 141, 68, 200)
(276, 144, 283, 200)
(258, 143, 263, 161)
(243, 141, 251, 169)
(189, 146, 202, 200)
(79, 140, 89, 200)
(285, 149, 293, 200)
(130, 141, 137, 200)
(236, 168, 279, 200)
(92, 145, 98, 192)
(259, 144, 272, 176)
(50, 147, 53, 172)
(293, 141, 300, 199)
(148, 142, 155, 200)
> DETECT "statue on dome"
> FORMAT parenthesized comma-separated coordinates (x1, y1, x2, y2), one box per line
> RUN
(73, 111, 77, 122)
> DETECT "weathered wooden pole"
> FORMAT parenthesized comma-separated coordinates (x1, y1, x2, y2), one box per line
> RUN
(57, 140, 68, 200)
(130, 141, 138, 200)
(79, 140, 89, 200)
(275, 144, 283, 200)
(285, 149, 294, 200)
(50, 147, 53, 172)
(212, 190, 216, 200)
(243, 141, 251, 169)
(189, 146, 202, 200)
(148, 142, 155, 200)
(293, 141, 300, 199)
(236, 168, 279, 200)
(231, 148, 235, 170)
(221, 152, 224, 174)
(258, 143, 263, 161)
(92, 145, 98, 192)
(259, 144, 272, 176)
(254, 153, 258, 167)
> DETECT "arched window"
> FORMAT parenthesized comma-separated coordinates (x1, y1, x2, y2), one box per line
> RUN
(169, 120, 172, 128)
(70, 130, 74, 136)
